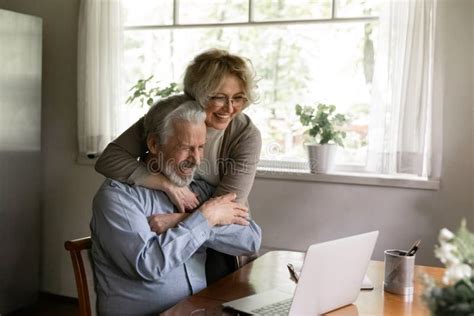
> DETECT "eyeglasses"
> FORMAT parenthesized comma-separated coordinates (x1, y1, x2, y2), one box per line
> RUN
(208, 95, 248, 108)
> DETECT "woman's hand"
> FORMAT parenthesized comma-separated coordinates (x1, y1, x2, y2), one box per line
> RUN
(139, 173, 199, 212)
(148, 213, 190, 235)
(164, 184, 199, 213)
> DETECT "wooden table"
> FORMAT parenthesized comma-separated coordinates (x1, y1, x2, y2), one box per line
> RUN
(162, 251, 443, 315)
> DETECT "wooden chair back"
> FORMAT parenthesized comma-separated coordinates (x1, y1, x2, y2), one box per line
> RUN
(64, 236, 96, 316)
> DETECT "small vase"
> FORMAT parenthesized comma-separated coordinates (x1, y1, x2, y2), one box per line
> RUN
(306, 144, 337, 173)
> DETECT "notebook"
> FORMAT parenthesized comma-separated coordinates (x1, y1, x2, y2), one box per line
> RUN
(222, 231, 379, 315)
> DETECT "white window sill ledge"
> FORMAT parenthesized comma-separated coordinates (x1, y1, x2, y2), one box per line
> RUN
(78, 155, 439, 191)
(256, 168, 439, 190)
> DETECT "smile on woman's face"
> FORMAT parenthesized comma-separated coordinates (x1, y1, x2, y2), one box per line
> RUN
(205, 75, 247, 130)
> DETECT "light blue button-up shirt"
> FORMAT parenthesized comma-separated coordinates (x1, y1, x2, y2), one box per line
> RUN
(90, 179, 262, 316)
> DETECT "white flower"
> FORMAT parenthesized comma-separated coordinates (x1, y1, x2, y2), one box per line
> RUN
(439, 228, 455, 242)
(434, 243, 460, 265)
(442, 263, 472, 285)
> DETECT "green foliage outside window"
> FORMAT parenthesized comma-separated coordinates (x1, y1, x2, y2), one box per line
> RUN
(126, 75, 180, 107)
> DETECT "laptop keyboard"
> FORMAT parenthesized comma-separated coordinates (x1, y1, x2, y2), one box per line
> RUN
(250, 298, 292, 315)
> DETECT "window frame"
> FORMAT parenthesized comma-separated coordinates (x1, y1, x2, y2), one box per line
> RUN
(125, 1, 378, 30)
(123, 0, 379, 174)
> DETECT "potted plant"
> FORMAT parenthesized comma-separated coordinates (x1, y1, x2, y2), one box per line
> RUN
(295, 103, 347, 173)
(422, 219, 474, 315)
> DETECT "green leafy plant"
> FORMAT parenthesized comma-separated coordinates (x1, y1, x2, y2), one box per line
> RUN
(423, 277, 474, 316)
(423, 219, 474, 315)
(126, 75, 180, 107)
(295, 103, 347, 146)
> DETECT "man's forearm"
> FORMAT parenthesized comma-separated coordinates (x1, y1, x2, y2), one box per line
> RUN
(204, 220, 262, 256)
(148, 213, 190, 234)
(146, 179, 215, 234)
(134, 211, 211, 281)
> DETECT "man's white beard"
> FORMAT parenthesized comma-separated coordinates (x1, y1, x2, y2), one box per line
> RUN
(163, 163, 195, 187)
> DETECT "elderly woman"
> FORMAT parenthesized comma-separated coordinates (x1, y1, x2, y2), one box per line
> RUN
(95, 49, 261, 283)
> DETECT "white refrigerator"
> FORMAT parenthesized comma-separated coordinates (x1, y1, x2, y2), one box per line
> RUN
(0, 9, 42, 314)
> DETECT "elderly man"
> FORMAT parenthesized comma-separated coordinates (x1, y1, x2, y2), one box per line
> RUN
(90, 95, 262, 315)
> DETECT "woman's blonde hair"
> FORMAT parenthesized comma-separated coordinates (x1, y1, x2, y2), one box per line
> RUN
(183, 49, 257, 108)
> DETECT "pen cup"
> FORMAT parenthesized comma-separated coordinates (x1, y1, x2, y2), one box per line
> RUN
(383, 249, 415, 295)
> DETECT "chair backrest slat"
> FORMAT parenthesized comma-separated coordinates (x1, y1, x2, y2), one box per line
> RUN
(64, 236, 93, 316)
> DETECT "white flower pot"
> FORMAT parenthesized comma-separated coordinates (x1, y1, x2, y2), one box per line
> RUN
(306, 144, 337, 173)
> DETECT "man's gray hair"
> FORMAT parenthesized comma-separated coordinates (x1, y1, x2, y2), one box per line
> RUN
(144, 94, 206, 144)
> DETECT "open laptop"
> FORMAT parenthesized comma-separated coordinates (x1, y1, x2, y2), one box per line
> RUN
(222, 231, 379, 315)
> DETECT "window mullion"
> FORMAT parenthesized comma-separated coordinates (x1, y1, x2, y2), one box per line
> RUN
(173, 0, 179, 25)
(332, 0, 337, 19)
(248, 0, 253, 23)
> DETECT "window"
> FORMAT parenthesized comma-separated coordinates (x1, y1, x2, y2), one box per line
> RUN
(122, 0, 380, 172)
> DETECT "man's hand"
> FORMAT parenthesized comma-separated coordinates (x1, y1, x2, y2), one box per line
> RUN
(148, 213, 190, 234)
(199, 193, 249, 227)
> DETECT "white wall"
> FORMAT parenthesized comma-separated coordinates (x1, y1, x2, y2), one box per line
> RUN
(0, 0, 472, 298)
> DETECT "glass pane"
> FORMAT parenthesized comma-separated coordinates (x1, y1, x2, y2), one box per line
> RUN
(123, 21, 378, 165)
(123, 0, 173, 26)
(253, 0, 332, 21)
(336, 0, 380, 18)
(178, 0, 248, 24)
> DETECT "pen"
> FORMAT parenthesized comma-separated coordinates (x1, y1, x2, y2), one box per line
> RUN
(287, 263, 299, 283)
(406, 239, 421, 256)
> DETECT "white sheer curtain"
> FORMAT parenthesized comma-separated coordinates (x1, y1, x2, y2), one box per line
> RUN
(77, 0, 123, 157)
(367, 0, 443, 178)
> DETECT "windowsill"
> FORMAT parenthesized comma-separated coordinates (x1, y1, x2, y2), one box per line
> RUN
(256, 167, 440, 190)
(77, 155, 439, 190)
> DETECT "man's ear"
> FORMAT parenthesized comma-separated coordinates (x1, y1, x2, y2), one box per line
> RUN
(146, 134, 160, 154)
